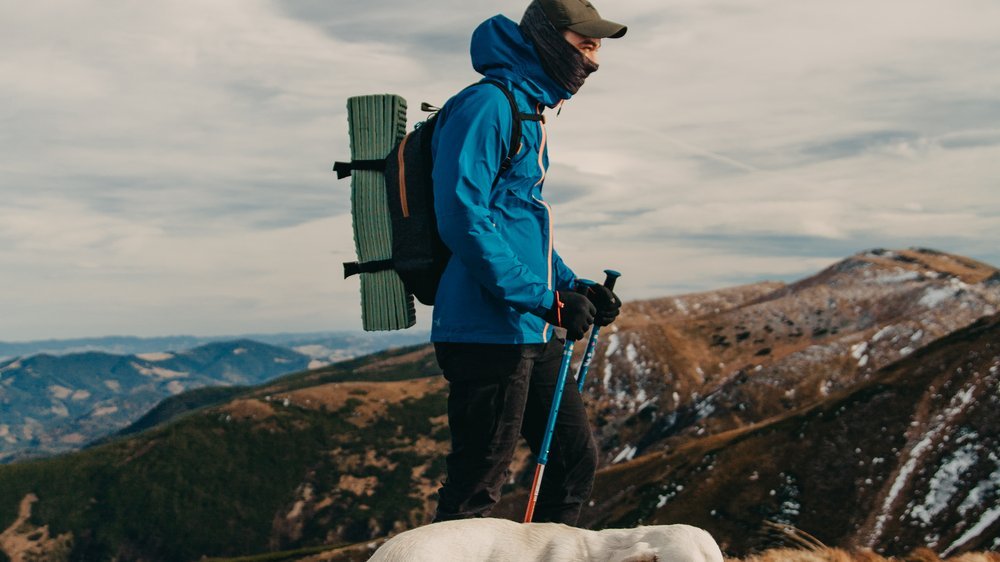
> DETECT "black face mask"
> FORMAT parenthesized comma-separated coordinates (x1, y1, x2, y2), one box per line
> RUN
(519, 1, 599, 96)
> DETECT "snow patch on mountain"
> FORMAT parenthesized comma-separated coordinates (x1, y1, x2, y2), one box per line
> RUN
(604, 334, 620, 358)
(612, 445, 638, 464)
(908, 442, 979, 525)
(871, 381, 979, 543)
(602, 334, 622, 388)
(873, 270, 922, 284)
(136, 352, 173, 361)
(625, 343, 639, 364)
(957, 455, 1000, 517)
(942, 504, 1000, 557)
(0, 360, 21, 374)
(851, 342, 869, 367)
(657, 482, 685, 508)
(131, 362, 189, 379)
(819, 379, 833, 396)
(91, 405, 118, 417)
(48, 386, 72, 400)
(920, 286, 960, 308)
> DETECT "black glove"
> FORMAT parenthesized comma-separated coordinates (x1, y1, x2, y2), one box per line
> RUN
(586, 284, 621, 327)
(542, 291, 595, 340)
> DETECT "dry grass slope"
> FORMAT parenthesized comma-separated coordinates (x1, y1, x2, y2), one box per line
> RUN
(728, 548, 1000, 562)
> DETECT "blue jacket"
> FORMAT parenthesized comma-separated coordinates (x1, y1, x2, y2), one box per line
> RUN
(430, 15, 577, 344)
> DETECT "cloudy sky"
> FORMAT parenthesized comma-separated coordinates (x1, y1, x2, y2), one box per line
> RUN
(2, 0, 998, 341)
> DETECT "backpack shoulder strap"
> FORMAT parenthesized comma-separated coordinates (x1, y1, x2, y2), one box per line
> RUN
(476, 79, 544, 174)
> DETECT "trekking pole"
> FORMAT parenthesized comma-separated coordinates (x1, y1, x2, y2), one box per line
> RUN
(524, 281, 594, 523)
(576, 270, 621, 392)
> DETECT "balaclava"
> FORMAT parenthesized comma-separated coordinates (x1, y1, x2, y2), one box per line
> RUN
(519, 0, 599, 96)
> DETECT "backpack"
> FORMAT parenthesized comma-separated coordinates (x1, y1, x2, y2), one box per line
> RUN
(337, 79, 543, 305)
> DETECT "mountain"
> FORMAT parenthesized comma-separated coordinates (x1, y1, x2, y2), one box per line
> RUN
(0, 331, 429, 364)
(563, 310, 1000, 557)
(0, 344, 445, 562)
(0, 340, 312, 464)
(0, 249, 997, 561)
(582, 248, 999, 465)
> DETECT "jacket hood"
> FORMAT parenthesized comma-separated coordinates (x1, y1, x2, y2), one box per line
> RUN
(470, 15, 572, 108)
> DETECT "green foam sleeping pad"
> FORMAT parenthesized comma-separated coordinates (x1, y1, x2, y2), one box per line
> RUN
(346, 94, 416, 331)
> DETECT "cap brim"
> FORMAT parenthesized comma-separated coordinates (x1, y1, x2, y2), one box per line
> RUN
(568, 18, 627, 39)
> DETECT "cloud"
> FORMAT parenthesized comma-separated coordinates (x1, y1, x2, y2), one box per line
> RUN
(1, 0, 998, 340)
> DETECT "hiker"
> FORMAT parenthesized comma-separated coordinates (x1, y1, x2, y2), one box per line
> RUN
(430, 0, 626, 525)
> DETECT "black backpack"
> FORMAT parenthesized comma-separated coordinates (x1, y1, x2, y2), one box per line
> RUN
(337, 80, 543, 305)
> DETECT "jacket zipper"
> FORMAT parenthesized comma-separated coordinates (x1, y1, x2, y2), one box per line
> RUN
(532, 103, 552, 342)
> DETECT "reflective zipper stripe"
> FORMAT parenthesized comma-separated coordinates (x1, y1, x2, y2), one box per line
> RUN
(534, 103, 547, 187)
(535, 195, 554, 342)
(531, 103, 551, 341)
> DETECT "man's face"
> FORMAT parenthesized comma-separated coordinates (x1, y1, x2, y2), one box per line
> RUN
(562, 29, 601, 65)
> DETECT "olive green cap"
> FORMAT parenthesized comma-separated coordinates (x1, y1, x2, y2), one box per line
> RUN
(536, 0, 627, 39)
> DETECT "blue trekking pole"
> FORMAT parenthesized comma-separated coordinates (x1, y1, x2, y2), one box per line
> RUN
(524, 281, 593, 523)
(576, 270, 621, 391)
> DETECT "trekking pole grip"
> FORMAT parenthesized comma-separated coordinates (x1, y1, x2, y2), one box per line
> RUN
(603, 269, 621, 291)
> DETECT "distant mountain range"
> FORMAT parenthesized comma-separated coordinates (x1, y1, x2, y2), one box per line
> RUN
(0, 331, 428, 363)
(0, 248, 997, 561)
(0, 331, 427, 464)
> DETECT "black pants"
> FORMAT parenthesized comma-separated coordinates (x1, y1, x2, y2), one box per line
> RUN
(433, 338, 598, 525)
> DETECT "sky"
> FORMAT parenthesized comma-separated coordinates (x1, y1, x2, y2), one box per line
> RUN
(1, 0, 998, 341)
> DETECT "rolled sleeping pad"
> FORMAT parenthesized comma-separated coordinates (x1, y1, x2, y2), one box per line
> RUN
(346, 94, 416, 331)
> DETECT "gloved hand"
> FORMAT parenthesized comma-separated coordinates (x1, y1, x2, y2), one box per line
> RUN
(586, 284, 621, 327)
(542, 291, 595, 340)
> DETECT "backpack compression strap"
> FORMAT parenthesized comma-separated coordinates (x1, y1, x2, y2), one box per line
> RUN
(344, 259, 393, 279)
(333, 159, 386, 179)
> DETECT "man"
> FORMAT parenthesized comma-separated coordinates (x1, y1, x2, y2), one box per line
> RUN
(429, 0, 626, 525)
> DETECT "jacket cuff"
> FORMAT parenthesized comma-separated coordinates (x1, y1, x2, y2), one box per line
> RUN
(533, 290, 556, 317)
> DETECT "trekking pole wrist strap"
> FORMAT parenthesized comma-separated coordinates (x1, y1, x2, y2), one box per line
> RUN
(554, 291, 564, 327)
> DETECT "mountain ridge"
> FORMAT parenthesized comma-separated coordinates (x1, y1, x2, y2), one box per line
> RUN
(1, 248, 997, 561)
(0, 331, 429, 363)
(555, 311, 1000, 556)
(0, 339, 312, 463)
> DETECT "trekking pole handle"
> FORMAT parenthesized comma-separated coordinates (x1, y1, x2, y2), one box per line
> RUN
(603, 269, 621, 291)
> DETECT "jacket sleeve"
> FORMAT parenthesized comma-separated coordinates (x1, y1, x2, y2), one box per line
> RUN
(552, 248, 577, 291)
(432, 87, 555, 316)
